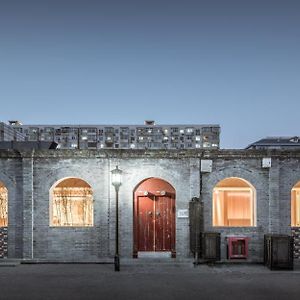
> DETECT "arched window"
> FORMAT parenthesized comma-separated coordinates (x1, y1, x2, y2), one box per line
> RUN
(291, 181, 300, 227)
(0, 182, 8, 227)
(50, 178, 93, 227)
(213, 177, 256, 227)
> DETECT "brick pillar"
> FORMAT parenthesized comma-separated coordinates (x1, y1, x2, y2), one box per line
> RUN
(268, 159, 280, 234)
(22, 153, 34, 259)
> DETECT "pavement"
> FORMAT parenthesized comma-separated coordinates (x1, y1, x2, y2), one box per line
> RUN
(1, 260, 300, 300)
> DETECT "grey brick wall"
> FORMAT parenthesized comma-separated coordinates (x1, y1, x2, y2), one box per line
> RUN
(292, 228, 300, 259)
(0, 149, 299, 262)
(0, 227, 8, 258)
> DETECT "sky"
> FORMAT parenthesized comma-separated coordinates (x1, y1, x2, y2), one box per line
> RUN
(0, 0, 299, 149)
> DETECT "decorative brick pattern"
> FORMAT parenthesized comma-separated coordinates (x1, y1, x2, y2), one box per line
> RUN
(292, 228, 300, 259)
(0, 227, 8, 258)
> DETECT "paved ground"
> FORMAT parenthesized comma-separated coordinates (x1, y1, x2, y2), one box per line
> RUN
(1, 262, 300, 300)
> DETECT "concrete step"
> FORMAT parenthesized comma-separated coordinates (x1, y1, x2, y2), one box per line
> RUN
(0, 259, 21, 267)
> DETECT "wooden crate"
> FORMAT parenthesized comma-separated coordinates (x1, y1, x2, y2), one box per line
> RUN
(201, 232, 221, 261)
(264, 234, 294, 270)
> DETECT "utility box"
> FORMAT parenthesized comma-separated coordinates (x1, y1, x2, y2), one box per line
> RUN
(264, 234, 294, 270)
(227, 237, 249, 259)
(201, 232, 221, 261)
(189, 198, 203, 256)
(201, 160, 213, 173)
(262, 158, 272, 168)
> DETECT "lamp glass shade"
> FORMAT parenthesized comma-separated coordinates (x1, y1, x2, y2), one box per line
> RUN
(111, 166, 122, 188)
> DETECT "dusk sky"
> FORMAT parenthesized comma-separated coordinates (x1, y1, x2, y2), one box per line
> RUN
(0, 0, 299, 148)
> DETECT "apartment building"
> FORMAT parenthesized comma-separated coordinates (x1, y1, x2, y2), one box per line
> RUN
(0, 121, 25, 142)
(8, 120, 220, 150)
(246, 136, 300, 149)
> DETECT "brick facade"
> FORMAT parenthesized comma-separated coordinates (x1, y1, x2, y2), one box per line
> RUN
(0, 227, 8, 258)
(0, 149, 299, 262)
(292, 228, 300, 259)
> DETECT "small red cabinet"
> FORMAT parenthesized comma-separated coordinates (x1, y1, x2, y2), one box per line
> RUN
(227, 237, 249, 259)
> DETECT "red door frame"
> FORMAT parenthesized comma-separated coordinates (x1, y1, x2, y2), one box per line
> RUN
(133, 178, 176, 258)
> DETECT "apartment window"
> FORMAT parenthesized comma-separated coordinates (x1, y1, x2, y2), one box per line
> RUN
(213, 177, 256, 227)
(0, 182, 8, 227)
(50, 178, 93, 227)
(291, 181, 300, 226)
(202, 127, 212, 133)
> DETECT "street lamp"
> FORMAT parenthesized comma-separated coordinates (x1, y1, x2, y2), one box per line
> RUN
(111, 165, 122, 271)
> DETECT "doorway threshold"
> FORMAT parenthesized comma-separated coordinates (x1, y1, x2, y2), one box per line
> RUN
(138, 252, 172, 258)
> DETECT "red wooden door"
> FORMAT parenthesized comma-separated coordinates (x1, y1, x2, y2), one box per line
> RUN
(136, 195, 175, 252)
(155, 196, 175, 251)
(137, 196, 155, 251)
(134, 178, 176, 258)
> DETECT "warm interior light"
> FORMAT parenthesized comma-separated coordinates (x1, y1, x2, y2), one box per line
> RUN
(111, 166, 122, 189)
(291, 187, 300, 227)
(213, 178, 255, 227)
(50, 178, 93, 227)
(0, 185, 8, 227)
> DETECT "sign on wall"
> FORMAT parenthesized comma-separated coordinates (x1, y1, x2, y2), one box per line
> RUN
(177, 209, 189, 218)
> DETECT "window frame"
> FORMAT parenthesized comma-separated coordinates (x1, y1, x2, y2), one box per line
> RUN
(212, 178, 257, 228)
(49, 178, 94, 228)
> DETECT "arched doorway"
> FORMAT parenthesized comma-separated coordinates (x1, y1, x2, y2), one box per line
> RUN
(133, 178, 176, 258)
(0, 181, 8, 258)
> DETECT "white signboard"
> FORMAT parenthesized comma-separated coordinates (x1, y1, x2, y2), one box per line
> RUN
(177, 209, 189, 218)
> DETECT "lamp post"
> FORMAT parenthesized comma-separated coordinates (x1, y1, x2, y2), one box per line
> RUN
(111, 165, 122, 271)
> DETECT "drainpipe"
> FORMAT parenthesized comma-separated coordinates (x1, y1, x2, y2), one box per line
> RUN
(31, 149, 34, 259)
(194, 151, 204, 265)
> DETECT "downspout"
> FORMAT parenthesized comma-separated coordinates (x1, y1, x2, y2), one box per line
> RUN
(194, 151, 204, 265)
(31, 149, 34, 259)
(107, 156, 111, 256)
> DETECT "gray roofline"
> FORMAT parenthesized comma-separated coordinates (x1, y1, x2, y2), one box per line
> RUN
(11, 124, 221, 127)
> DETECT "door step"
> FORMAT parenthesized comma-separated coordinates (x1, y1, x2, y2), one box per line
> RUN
(138, 252, 172, 258)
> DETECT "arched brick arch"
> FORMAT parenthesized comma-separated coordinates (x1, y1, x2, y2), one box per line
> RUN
(49, 177, 94, 227)
(212, 177, 256, 227)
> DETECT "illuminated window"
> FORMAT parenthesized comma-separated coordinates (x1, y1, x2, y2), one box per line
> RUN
(291, 181, 300, 227)
(213, 177, 256, 227)
(50, 178, 93, 227)
(0, 182, 8, 227)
